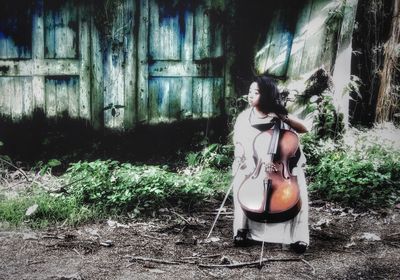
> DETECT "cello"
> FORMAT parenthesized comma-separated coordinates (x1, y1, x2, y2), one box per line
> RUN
(237, 119, 302, 223)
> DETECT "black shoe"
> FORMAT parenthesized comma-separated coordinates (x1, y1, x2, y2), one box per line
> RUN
(290, 241, 308, 254)
(233, 229, 252, 247)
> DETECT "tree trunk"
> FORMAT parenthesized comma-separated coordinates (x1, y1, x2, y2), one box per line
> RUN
(375, 0, 400, 123)
(349, 0, 393, 126)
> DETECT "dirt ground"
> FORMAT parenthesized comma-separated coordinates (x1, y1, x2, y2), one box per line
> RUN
(1, 199, 400, 280)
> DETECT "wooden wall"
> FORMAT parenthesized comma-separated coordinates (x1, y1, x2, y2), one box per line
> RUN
(0, 0, 90, 123)
(0, 0, 227, 130)
(255, 0, 356, 80)
(0, 0, 358, 129)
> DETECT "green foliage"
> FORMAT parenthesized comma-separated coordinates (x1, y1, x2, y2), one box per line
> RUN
(0, 191, 96, 228)
(301, 132, 343, 167)
(63, 160, 230, 215)
(347, 75, 363, 100)
(185, 144, 233, 170)
(314, 95, 345, 141)
(302, 130, 400, 208)
(226, 95, 249, 131)
(293, 68, 345, 141)
(35, 159, 62, 175)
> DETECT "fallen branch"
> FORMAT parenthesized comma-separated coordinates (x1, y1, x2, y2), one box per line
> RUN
(141, 234, 164, 241)
(128, 255, 308, 270)
(0, 157, 30, 182)
(182, 254, 222, 260)
(301, 259, 316, 274)
(129, 256, 194, 265)
(198, 257, 302, 268)
(169, 209, 192, 225)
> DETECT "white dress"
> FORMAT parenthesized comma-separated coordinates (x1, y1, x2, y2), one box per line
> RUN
(232, 107, 309, 245)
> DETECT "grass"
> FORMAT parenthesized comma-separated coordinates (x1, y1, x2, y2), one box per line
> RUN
(0, 148, 232, 228)
(0, 190, 98, 228)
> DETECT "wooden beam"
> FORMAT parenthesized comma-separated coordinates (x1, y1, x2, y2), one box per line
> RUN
(137, 0, 149, 123)
(32, 0, 45, 110)
(149, 61, 223, 77)
(0, 59, 80, 76)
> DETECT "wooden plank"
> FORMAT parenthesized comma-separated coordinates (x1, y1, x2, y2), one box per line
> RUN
(79, 4, 91, 120)
(45, 0, 78, 58)
(13, 78, 24, 120)
(0, 3, 32, 59)
(0, 32, 7, 58)
(5, 36, 19, 59)
(0, 77, 13, 117)
(103, 1, 125, 129)
(149, 0, 180, 60)
(22, 77, 33, 116)
(223, 1, 234, 114)
(55, 2, 68, 58)
(32, 0, 45, 59)
(68, 77, 79, 118)
(181, 77, 193, 118)
(168, 78, 182, 120)
(202, 78, 223, 117)
(103, 54, 124, 128)
(194, 0, 224, 60)
(255, 6, 295, 77)
(32, 0, 46, 111)
(149, 61, 224, 77)
(192, 78, 203, 118)
(0, 59, 79, 76)
(299, 0, 333, 73)
(258, 11, 283, 75)
(182, 7, 193, 61)
(44, 2, 56, 58)
(56, 78, 69, 115)
(138, 0, 149, 123)
(32, 76, 45, 110)
(60, 1, 78, 58)
(45, 78, 57, 117)
(273, 21, 293, 76)
(0, 78, 7, 115)
(287, 0, 313, 78)
(192, 78, 223, 118)
(90, 10, 104, 129)
(254, 30, 273, 75)
(123, 0, 137, 128)
(148, 78, 163, 122)
(149, 77, 183, 123)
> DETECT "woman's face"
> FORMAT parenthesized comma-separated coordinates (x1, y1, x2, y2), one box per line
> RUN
(248, 82, 260, 107)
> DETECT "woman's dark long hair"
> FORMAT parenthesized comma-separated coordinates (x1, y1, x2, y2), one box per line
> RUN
(254, 75, 288, 116)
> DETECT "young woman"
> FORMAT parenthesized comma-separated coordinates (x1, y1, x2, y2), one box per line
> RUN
(231, 75, 309, 253)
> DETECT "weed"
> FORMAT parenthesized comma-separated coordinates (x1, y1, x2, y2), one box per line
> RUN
(302, 127, 400, 208)
(0, 190, 97, 228)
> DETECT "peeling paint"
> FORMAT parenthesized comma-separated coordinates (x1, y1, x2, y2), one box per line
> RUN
(0, 66, 10, 75)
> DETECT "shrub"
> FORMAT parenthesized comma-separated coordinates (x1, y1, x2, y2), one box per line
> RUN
(185, 143, 233, 170)
(0, 190, 95, 228)
(303, 129, 400, 208)
(63, 160, 230, 214)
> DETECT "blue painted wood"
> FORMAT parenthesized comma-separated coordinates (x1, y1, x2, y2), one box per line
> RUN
(45, 76, 79, 117)
(149, 77, 183, 122)
(44, 0, 78, 59)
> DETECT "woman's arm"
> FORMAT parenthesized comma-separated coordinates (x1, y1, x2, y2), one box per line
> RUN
(279, 114, 309, 134)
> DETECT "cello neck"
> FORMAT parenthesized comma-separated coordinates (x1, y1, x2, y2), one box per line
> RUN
(268, 120, 281, 156)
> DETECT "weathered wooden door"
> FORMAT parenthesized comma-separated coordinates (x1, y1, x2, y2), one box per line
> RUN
(138, 0, 226, 123)
(0, 0, 90, 121)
